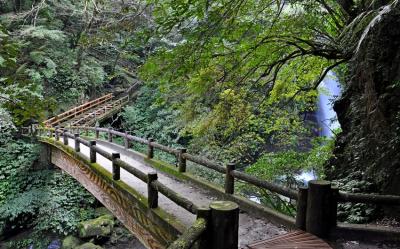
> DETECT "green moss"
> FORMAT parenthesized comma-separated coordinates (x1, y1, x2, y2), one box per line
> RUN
(75, 242, 103, 249)
(61, 235, 82, 249)
(78, 215, 114, 238)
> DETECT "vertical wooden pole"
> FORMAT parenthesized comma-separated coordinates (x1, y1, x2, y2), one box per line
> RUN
(147, 138, 154, 159)
(124, 132, 130, 149)
(63, 130, 68, 145)
(89, 141, 97, 163)
(95, 129, 99, 139)
(108, 128, 113, 142)
(178, 148, 187, 172)
(55, 130, 59, 141)
(112, 153, 120, 181)
(74, 133, 80, 152)
(196, 207, 211, 249)
(85, 128, 88, 136)
(147, 172, 158, 208)
(330, 186, 339, 227)
(209, 201, 239, 249)
(306, 180, 332, 238)
(224, 163, 235, 194)
(295, 186, 308, 230)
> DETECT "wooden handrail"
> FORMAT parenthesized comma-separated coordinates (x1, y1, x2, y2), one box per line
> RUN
(44, 94, 113, 127)
(34, 126, 400, 241)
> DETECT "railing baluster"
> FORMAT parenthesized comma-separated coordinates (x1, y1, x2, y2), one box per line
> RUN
(124, 131, 130, 149)
(63, 130, 68, 145)
(147, 172, 158, 208)
(89, 141, 96, 163)
(178, 148, 187, 172)
(112, 153, 121, 181)
(295, 186, 308, 230)
(74, 133, 80, 152)
(147, 138, 154, 159)
(224, 163, 235, 194)
(95, 128, 99, 139)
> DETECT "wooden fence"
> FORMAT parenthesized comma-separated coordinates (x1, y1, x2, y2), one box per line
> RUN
(34, 126, 400, 245)
(36, 127, 239, 249)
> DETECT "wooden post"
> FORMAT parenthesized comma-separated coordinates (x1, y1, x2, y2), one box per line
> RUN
(224, 163, 235, 194)
(112, 153, 120, 181)
(306, 180, 332, 238)
(55, 130, 59, 141)
(196, 207, 211, 249)
(295, 186, 308, 230)
(95, 129, 99, 139)
(108, 128, 112, 142)
(178, 148, 187, 172)
(74, 133, 80, 152)
(124, 132, 130, 149)
(147, 138, 154, 159)
(89, 141, 96, 163)
(209, 201, 239, 249)
(63, 130, 68, 145)
(85, 128, 89, 136)
(147, 172, 158, 208)
(330, 186, 339, 227)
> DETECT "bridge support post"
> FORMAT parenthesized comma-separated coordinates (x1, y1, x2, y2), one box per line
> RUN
(306, 180, 333, 238)
(112, 153, 121, 181)
(295, 186, 308, 230)
(108, 128, 113, 142)
(74, 133, 80, 152)
(147, 138, 154, 159)
(147, 172, 158, 208)
(63, 130, 68, 145)
(124, 132, 130, 149)
(224, 163, 235, 194)
(178, 148, 187, 172)
(89, 141, 97, 163)
(209, 201, 239, 249)
(95, 129, 99, 139)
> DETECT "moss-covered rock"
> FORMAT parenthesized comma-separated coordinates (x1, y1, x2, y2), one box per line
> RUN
(61, 235, 82, 249)
(94, 207, 113, 217)
(78, 215, 115, 238)
(75, 242, 103, 249)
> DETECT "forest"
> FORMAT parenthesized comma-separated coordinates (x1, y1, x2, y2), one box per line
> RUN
(0, 0, 399, 248)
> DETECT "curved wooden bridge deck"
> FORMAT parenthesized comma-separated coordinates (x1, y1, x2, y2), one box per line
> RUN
(32, 94, 400, 249)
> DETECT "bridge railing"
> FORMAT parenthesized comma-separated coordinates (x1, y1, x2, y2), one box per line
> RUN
(44, 94, 114, 127)
(34, 127, 400, 242)
(36, 127, 239, 249)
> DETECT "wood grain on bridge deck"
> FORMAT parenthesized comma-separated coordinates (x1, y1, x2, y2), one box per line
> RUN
(247, 231, 332, 249)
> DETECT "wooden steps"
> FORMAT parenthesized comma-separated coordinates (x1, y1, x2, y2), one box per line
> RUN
(247, 231, 332, 249)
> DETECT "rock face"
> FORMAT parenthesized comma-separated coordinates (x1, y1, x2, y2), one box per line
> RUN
(327, 2, 400, 204)
(78, 215, 115, 239)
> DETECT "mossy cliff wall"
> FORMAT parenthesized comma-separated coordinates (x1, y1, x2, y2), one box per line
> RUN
(328, 3, 400, 201)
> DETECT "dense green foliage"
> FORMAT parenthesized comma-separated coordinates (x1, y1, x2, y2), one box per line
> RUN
(0, 138, 96, 238)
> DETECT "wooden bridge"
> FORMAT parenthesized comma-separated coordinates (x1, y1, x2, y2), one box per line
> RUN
(29, 94, 400, 249)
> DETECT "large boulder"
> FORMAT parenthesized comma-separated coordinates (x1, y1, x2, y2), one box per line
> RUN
(61, 236, 82, 249)
(75, 242, 103, 249)
(78, 215, 115, 239)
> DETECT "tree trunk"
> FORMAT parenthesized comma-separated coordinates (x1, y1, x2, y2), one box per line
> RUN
(327, 2, 400, 208)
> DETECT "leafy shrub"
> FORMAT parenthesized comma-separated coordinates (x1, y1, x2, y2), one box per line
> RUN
(0, 139, 96, 237)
